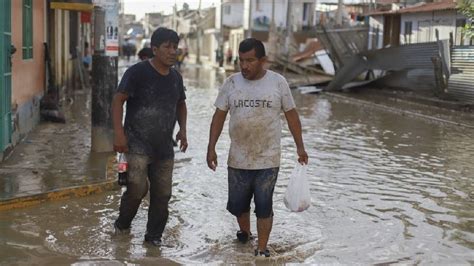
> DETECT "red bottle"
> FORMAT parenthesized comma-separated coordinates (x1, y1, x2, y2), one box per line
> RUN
(117, 153, 128, 186)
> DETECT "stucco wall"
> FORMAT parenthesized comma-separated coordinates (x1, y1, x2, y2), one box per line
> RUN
(244, 0, 288, 30)
(400, 10, 459, 44)
(243, 0, 316, 30)
(369, 10, 466, 46)
(222, 2, 244, 28)
(11, 0, 46, 108)
(10, 0, 46, 145)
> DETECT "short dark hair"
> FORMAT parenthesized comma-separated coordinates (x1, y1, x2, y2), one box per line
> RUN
(239, 38, 266, 58)
(150, 27, 180, 48)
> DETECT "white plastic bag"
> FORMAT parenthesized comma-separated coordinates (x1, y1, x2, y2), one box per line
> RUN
(284, 164, 311, 212)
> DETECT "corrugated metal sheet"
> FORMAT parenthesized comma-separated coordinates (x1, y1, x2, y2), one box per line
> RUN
(316, 26, 369, 69)
(447, 46, 474, 104)
(327, 41, 448, 91)
(364, 42, 441, 70)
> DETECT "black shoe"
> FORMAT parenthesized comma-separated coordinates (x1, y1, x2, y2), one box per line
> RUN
(145, 239, 162, 246)
(144, 236, 162, 246)
(236, 230, 251, 243)
(114, 220, 130, 234)
(254, 249, 270, 258)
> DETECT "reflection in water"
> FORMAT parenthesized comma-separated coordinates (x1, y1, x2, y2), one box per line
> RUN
(0, 90, 112, 199)
(1, 68, 473, 264)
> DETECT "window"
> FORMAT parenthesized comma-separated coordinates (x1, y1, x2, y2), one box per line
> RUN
(23, 0, 33, 59)
(375, 25, 380, 48)
(404, 21, 412, 44)
(224, 5, 231, 15)
(303, 3, 311, 21)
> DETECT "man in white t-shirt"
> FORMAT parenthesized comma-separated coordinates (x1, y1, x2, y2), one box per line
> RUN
(207, 38, 308, 258)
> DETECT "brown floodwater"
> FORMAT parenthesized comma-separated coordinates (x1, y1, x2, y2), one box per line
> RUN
(1, 65, 473, 265)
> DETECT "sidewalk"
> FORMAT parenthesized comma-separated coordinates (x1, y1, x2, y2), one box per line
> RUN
(0, 58, 143, 211)
(0, 87, 117, 211)
(326, 88, 474, 128)
(0, 57, 194, 211)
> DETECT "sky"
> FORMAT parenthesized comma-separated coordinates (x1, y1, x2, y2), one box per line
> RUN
(123, 0, 217, 20)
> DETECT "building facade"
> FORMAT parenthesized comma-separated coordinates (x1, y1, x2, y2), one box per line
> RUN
(1, 0, 48, 159)
(368, 1, 470, 49)
(1, 0, 95, 160)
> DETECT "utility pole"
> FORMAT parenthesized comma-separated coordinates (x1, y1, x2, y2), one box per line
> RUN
(336, 0, 343, 26)
(267, 0, 277, 61)
(172, 3, 176, 31)
(313, 0, 318, 27)
(173, 1, 178, 31)
(285, 0, 292, 54)
(247, 0, 253, 38)
(220, 0, 224, 67)
(272, 0, 275, 27)
(91, 3, 118, 152)
(196, 0, 202, 64)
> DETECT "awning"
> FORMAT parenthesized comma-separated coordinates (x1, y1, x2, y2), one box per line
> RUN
(50, 0, 93, 12)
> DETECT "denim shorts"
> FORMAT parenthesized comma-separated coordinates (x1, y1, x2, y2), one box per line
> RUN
(227, 167, 279, 218)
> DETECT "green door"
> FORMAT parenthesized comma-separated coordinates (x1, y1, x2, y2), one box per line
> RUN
(0, 0, 12, 152)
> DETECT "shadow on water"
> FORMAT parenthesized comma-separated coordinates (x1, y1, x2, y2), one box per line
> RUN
(1, 66, 473, 264)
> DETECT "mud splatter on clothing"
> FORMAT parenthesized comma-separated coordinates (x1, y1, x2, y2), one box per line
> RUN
(214, 70, 295, 169)
(117, 61, 186, 159)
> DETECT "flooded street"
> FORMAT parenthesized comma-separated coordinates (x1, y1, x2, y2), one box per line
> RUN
(1, 66, 473, 264)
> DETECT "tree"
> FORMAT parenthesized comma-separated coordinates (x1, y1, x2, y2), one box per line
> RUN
(458, 0, 474, 39)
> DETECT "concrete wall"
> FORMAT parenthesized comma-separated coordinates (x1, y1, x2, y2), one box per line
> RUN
(370, 10, 468, 48)
(176, 16, 193, 34)
(229, 28, 245, 59)
(143, 13, 163, 37)
(53, 9, 72, 89)
(244, 0, 287, 30)
(203, 29, 220, 65)
(10, 0, 46, 144)
(217, 1, 244, 28)
(400, 10, 460, 45)
(243, 0, 315, 31)
(11, 0, 46, 106)
(289, 0, 316, 30)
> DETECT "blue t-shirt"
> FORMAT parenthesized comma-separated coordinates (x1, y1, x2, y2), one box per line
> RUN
(117, 61, 186, 159)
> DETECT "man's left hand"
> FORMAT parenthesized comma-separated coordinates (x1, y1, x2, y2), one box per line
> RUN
(297, 148, 308, 165)
(176, 130, 188, 152)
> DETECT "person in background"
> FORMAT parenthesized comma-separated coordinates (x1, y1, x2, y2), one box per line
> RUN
(176, 48, 184, 71)
(138, 47, 154, 61)
(206, 38, 308, 258)
(82, 42, 92, 70)
(226, 47, 233, 65)
(112, 27, 188, 246)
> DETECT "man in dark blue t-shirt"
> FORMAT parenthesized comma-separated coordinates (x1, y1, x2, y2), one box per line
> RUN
(111, 27, 188, 246)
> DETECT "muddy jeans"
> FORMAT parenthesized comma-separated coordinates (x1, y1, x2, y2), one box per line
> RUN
(227, 167, 279, 218)
(115, 154, 174, 241)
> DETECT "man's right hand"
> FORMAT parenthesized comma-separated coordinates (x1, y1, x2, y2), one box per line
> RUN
(207, 149, 218, 171)
(114, 133, 128, 153)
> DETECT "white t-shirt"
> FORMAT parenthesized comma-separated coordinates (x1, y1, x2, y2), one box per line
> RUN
(214, 70, 296, 169)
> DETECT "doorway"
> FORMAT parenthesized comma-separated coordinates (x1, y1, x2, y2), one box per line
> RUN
(0, 0, 12, 152)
